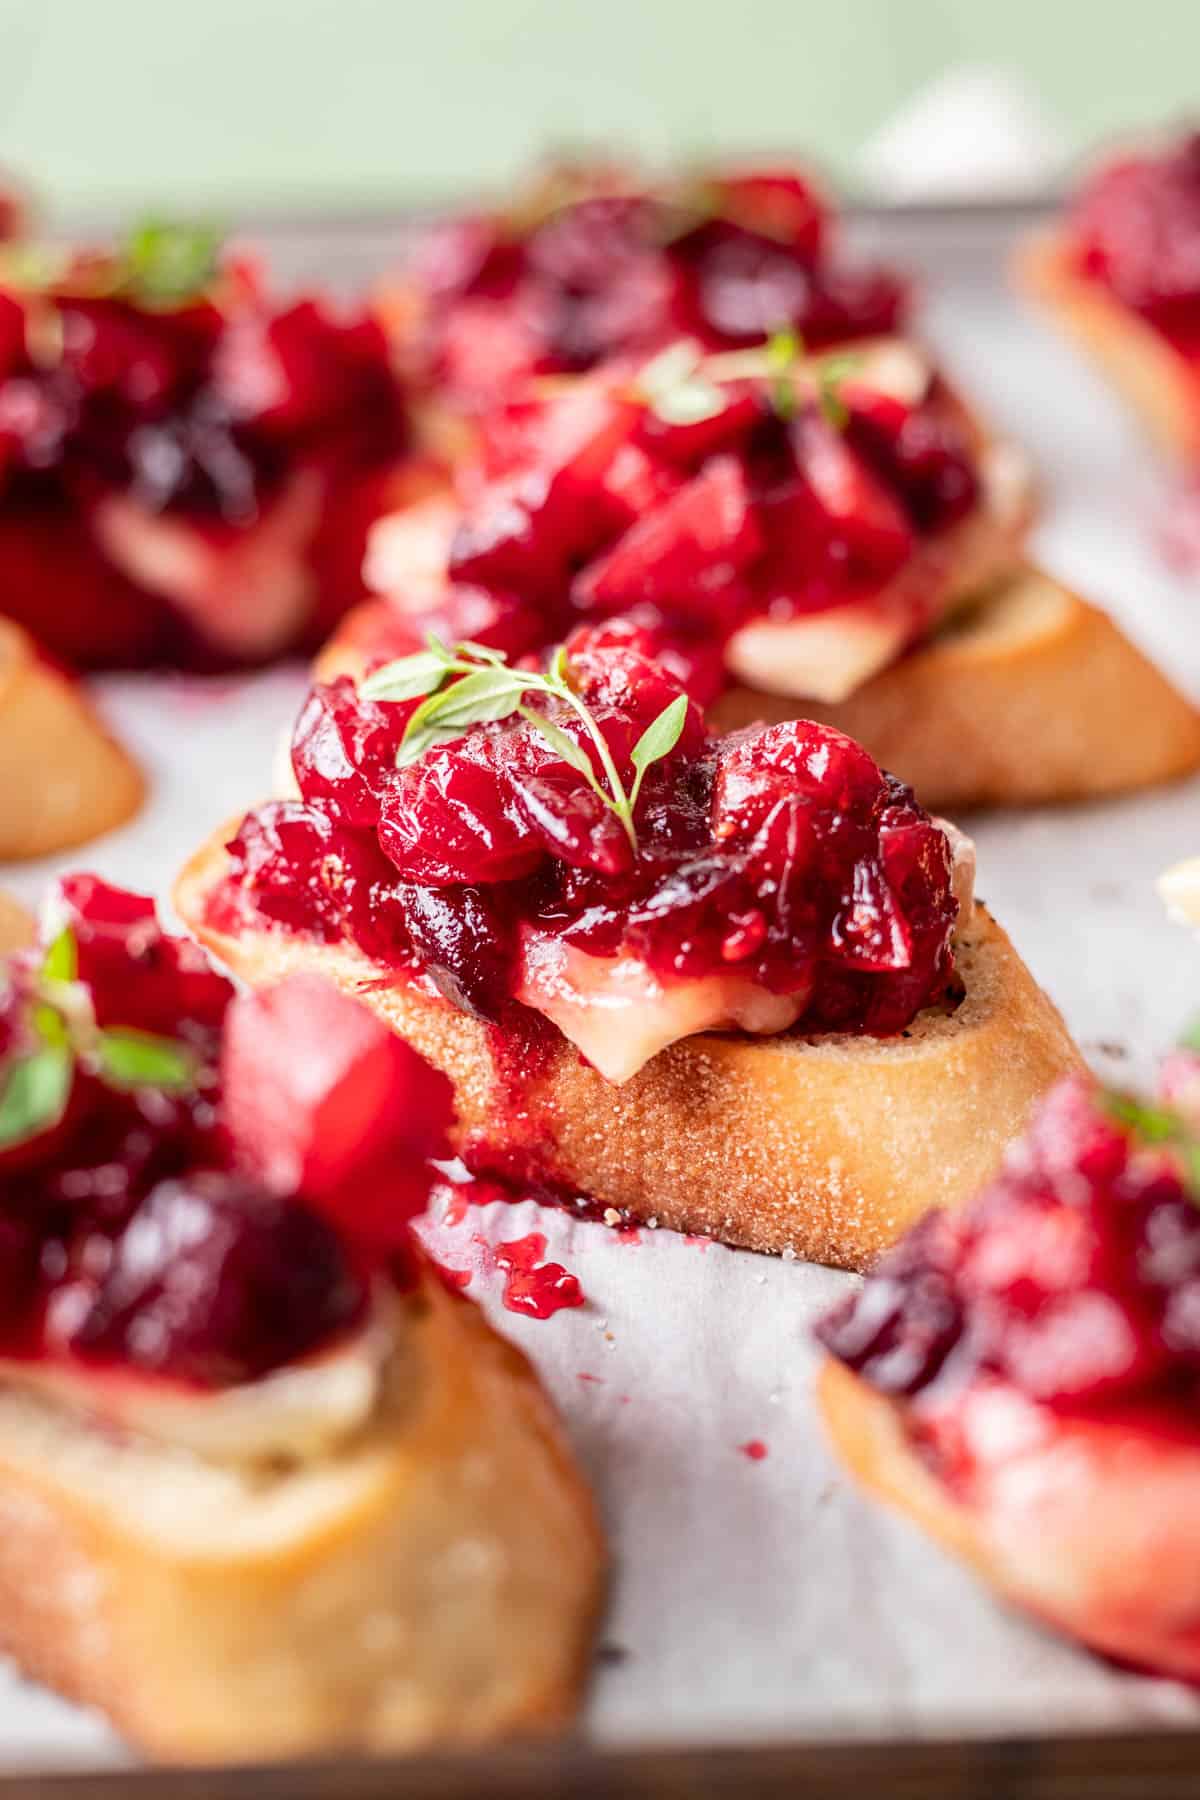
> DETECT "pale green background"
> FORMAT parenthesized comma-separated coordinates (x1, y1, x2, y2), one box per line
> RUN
(1, 0, 1198, 216)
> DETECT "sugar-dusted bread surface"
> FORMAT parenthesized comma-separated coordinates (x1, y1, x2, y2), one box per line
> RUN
(0, 891, 34, 953)
(0, 1269, 603, 1763)
(712, 568, 1200, 811)
(0, 620, 144, 860)
(176, 832, 1083, 1271)
(1016, 231, 1200, 463)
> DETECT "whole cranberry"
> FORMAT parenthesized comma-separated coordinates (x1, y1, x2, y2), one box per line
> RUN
(66, 1171, 364, 1387)
(292, 677, 412, 827)
(712, 719, 884, 846)
(377, 733, 542, 886)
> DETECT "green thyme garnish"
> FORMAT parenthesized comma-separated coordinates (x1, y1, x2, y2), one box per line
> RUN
(0, 925, 201, 1151)
(1104, 1089, 1200, 1194)
(0, 218, 223, 311)
(633, 332, 863, 429)
(360, 638, 689, 855)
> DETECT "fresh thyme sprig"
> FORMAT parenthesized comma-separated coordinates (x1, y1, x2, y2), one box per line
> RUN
(0, 218, 223, 311)
(360, 638, 689, 855)
(1105, 1087, 1200, 1194)
(634, 329, 864, 430)
(0, 925, 200, 1151)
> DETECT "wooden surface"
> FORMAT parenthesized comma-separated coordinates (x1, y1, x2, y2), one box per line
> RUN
(7, 1731, 1200, 1799)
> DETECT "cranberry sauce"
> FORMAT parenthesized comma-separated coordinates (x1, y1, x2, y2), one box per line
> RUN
(0, 231, 411, 668)
(0, 877, 454, 1388)
(401, 160, 907, 407)
(817, 1071, 1200, 1420)
(224, 628, 961, 1041)
(1068, 132, 1200, 352)
(366, 346, 982, 697)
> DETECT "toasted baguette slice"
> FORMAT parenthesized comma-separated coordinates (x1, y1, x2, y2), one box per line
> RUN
(0, 621, 144, 859)
(0, 891, 33, 952)
(818, 1358, 1200, 1683)
(1016, 231, 1200, 463)
(0, 1267, 603, 1764)
(711, 567, 1200, 810)
(175, 832, 1081, 1269)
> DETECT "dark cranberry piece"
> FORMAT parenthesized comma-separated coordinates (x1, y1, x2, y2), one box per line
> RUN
(398, 884, 513, 1019)
(65, 1171, 364, 1387)
(846, 395, 980, 535)
(816, 1212, 965, 1396)
(708, 170, 828, 260)
(688, 230, 819, 343)
(292, 677, 412, 828)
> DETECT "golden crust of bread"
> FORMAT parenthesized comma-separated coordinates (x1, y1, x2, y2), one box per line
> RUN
(1016, 231, 1200, 463)
(0, 621, 144, 860)
(711, 567, 1200, 810)
(175, 831, 1082, 1269)
(818, 1358, 1200, 1682)
(0, 891, 34, 952)
(0, 1268, 603, 1763)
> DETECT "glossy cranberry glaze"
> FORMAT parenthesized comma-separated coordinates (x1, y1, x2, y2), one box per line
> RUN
(1069, 132, 1200, 345)
(0, 879, 454, 1387)
(370, 358, 981, 696)
(818, 1074, 1200, 1415)
(404, 162, 907, 406)
(224, 630, 960, 1040)
(0, 248, 410, 668)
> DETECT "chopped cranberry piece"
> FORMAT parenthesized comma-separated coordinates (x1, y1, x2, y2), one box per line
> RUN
(1070, 134, 1200, 332)
(713, 718, 884, 844)
(635, 379, 762, 467)
(65, 1171, 364, 1386)
(225, 800, 390, 943)
(706, 169, 828, 259)
(59, 874, 232, 1039)
(221, 975, 454, 1217)
(763, 411, 916, 594)
(819, 1073, 1200, 1417)
(573, 455, 762, 622)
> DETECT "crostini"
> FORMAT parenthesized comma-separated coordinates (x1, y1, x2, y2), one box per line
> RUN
(0, 876, 602, 1761)
(326, 341, 1200, 809)
(1017, 130, 1200, 462)
(817, 1056, 1200, 1681)
(379, 156, 908, 422)
(0, 620, 143, 858)
(0, 222, 438, 670)
(175, 629, 1080, 1268)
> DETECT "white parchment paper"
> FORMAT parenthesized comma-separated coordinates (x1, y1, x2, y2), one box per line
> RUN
(2, 211, 1199, 1768)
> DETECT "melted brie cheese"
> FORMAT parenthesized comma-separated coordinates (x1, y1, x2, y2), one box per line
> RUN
(516, 819, 976, 1083)
(0, 1301, 397, 1465)
(515, 930, 806, 1084)
(724, 441, 1035, 704)
(91, 471, 321, 659)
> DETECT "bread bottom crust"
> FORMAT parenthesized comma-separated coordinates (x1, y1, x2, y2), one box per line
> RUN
(0, 622, 144, 859)
(0, 1271, 604, 1763)
(175, 833, 1082, 1270)
(711, 568, 1200, 810)
(1015, 231, 1200, 464)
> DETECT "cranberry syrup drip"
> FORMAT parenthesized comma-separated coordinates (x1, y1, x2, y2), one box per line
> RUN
(0, 256, 410, 668)
(818, 1074, 1200, 1422)
(406, 163, 907, 406)
(0, 878, 453, 1389)
(1069, 132, 1200, 354)
(224, 629, 960, 1052)
(368, 352, 981, 699)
